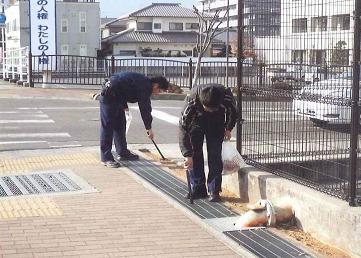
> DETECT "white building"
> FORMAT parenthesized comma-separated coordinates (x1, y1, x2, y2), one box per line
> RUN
(5, 0, 100, 57)
(101, 3, 224, 57)
(198, 0, 238, 29)
(256, 0, 353, 66)
(198, 0, 281, 36)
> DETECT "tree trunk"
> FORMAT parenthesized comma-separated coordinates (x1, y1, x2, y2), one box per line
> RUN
(192, 53, 204, 86)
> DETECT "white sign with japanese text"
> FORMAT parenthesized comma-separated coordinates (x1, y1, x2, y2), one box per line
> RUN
(29, 0, 57, 70)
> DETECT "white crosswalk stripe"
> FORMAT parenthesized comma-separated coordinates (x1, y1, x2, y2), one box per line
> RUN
(0, 109, 81, 149)
(0, 120, 54, 124)
(0, 133, 71, 138)
(0, 141, 47, 145)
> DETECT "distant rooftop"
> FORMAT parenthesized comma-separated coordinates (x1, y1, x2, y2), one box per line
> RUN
(128, 3, 210, 18)
(103, 29, 223, 44)
(101, 18, 117, 26)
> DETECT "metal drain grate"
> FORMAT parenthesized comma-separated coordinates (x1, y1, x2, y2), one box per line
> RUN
(224, 229, 313, 258)
(0, 170, 96, 197)
(120, 159, 238, 219)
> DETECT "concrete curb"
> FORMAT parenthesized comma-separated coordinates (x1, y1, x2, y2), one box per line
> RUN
(231, 165, 361, 258)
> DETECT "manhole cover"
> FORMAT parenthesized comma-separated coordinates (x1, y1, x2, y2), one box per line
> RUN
(0, 170, 97, 197)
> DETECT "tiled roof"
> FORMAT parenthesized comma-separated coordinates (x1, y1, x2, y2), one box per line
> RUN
(101, 18, 117, 26)
(129, 3, 210, 18)
(102, 30, 223, 44)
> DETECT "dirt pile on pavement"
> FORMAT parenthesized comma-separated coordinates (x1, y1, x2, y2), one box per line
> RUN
(139, 148, 351, 258)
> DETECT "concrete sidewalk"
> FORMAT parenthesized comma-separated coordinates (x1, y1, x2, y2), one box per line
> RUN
(0, 146, 242, 258)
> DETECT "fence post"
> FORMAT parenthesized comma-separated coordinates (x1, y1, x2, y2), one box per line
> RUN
(259, 63, 264, 87)
(236, 0, 244, 153)
(111, 55, 115, 75)
(189, 58, 193, 89)
(349, 0, 361, 207)
(27, 51, 33, 88)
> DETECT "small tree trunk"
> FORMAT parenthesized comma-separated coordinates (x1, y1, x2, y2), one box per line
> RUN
(192, 53, 204, 86)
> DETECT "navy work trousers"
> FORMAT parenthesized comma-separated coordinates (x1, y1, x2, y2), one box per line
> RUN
(188, 111, 224, 194)
(99, 97, 127, 162)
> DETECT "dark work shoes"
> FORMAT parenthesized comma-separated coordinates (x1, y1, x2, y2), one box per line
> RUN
(115, 150, 139, 161)
(101, 160, 120, 168)
(208, 192, 221, 202)
(185, 185, 208, 200)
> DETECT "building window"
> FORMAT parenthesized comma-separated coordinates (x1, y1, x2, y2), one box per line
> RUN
(61, 45, 69, 55)
(169, 22, 183, 31)
(118, 50, 136, 56)
(291, 50, 305, 63)
(331, 15, 350, 31)
(186, 23, 199, 30)
(183, 50, 192, 57)
(154, 23, 161, 29)
(12, 19, 17, 31)
(137, 22, 152, 30)
(310, 50, 326, 65)
(311, 16, 327, 32)
(61, 19, 68, 33)
(292, 18, 307, 33)
(79, 12, 86, 33)
(79, 44, 87, 56)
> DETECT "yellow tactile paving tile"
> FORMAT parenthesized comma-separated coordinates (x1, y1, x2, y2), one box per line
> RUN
(0, 197, 63, 219)
(0, 152, 98, 175)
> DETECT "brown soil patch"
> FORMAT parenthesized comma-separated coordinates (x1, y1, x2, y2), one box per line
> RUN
(138, 149, 351, 258)
(277, 226, 350, 258)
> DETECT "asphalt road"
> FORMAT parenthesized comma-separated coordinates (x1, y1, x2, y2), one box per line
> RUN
(0, 97, 352, 157)
(0, 98, 186, 151)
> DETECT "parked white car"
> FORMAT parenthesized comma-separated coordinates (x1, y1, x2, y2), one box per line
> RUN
(293, 71, 356, 124)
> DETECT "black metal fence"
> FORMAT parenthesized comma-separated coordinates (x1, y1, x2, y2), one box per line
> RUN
(238, 0, 361, 205)
(29, 55, 250, 89)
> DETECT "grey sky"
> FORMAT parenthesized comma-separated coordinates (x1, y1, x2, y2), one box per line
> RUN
(100, 0, 197, 18)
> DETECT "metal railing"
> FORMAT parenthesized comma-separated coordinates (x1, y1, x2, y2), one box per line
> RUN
(238, 0, 361, 206)
(28, 55, 253, 89)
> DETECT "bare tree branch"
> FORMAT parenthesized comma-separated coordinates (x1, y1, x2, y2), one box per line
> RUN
(193, 5, 208, 24)
(192, 6, 229, 86)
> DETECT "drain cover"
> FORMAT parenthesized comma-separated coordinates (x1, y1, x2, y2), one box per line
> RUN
(224, 229, 312, 258)
(0, 170, 96, 197)
(120, 159, 238, 219)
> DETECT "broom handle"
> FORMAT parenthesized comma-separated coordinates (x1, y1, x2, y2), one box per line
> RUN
(147, 132, 166, 160)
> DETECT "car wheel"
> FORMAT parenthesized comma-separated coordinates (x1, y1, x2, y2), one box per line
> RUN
(310, 118, 328, 126)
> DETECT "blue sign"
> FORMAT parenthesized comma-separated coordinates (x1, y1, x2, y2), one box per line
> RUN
(0, 14, 6, 24)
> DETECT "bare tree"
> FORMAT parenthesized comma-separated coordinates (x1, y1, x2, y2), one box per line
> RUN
(192, 6, 228, 87)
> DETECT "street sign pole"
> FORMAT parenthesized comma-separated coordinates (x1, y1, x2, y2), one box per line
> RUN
(0, 0, 6, 80)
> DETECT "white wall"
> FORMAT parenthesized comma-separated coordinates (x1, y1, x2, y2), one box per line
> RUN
(129, 16, 199, 32)
(281, 0, 354, 64)
(255, 37, 287, 64)
(113, 42, 196, 56)
(4, 3, 21, 50)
